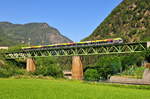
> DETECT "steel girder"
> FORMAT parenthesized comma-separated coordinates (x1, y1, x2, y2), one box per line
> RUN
(5, 42, 148, 59)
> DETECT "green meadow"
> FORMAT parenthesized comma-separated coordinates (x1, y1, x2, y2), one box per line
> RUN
(0, 79, 150, 99)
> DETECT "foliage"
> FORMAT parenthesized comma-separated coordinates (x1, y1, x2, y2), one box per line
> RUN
(57, 56, 72, 70)
(0, 64, 26, 78)
(95, 56, 122, 79)
(120, 54, 145, 70)
(0, 51, 64, 78)
(84, 54, 145, 80)
(84, 69, 99, 81)
(34, 57, 63, 78)
(0, 49, 64, 78)
(0, 59, 26, 78)
(118, 66, 145, 79)
(0, 51, 27, 78)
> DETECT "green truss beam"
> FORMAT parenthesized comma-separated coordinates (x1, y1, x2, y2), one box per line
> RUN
(5, 42, 149, 59)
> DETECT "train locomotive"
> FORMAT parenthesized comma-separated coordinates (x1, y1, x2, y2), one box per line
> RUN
(22, 38, 123, 50)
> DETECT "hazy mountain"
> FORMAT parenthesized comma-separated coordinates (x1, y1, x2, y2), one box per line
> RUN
(83, 0, 150, 42)
(0, 22, 72, 46)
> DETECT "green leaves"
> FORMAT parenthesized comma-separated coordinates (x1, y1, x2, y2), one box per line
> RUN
(84, 54, 145, 80)
(84, 69, 99, 81)
(34, 57, 63, 78)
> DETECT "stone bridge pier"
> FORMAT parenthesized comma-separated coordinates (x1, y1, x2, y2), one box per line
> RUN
(71, 56, 83, 80)
(26, 58, 36, 72)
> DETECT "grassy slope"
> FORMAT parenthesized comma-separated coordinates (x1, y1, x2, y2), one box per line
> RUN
(0, 79, 150, 99)
(83, 0, 150, 42)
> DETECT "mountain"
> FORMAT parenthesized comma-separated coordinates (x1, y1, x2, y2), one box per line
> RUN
(83, 0, 150, 42)
(0, 22, 72, 46)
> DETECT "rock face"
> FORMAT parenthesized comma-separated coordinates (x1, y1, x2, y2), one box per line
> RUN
(0, 22, 72, 46)
(109, 76, 143, 84)
(142, 69, 150, 82)
(109, 68, 150, 84)
(83, 0, 150, 42)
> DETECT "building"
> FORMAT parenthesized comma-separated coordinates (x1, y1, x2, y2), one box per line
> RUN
(63, 71, 72, 79)
(0, 47, 8, 50)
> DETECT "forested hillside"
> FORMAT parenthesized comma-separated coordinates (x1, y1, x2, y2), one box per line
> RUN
(84, 0, 150, 42)
(0, 22, 72, 46)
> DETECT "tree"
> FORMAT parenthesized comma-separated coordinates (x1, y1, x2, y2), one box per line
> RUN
(34, 57, 63, 78)
(96, 56, 122, 79)
(84, 69, 99, 81)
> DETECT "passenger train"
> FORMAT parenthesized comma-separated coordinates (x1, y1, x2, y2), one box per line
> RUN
(22, 38, 123, 50)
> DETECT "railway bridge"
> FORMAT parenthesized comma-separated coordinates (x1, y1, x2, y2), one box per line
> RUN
(4, 41, 150, 80)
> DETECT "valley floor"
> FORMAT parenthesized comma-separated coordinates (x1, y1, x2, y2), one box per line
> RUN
(0, 78, 150, 99)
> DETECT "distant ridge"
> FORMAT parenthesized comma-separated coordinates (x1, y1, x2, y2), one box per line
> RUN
(0, 22, 72, 46)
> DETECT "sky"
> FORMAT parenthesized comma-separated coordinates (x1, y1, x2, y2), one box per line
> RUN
(0, 0, 123, 42)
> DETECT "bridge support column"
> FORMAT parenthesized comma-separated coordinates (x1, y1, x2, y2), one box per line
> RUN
(26, 58, 36, 72)
(72, 56, 83, 80)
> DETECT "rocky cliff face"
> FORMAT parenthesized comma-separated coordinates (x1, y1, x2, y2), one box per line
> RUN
(0, 22, 72, 46)
(84, 0, 150, 42)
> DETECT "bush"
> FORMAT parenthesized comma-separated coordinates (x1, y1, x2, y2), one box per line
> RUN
(0, 65, 26, 78)
(120, 54, 144, 70)
(34, 57, 63, 78)
(92, 54, 145, 80)
(0, 57, 27, 78)
(96, 56, 122, 79)
(119, 66, 145, 79)
(84, 69, 99, 81)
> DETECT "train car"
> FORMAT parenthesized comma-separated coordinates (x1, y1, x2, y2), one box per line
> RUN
(56, 42, 76, 46)
(22, 38, 123, 50)
(112, 38, 123, 43)
(76, 41, 89, 45)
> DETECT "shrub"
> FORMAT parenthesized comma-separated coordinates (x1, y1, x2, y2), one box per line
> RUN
(121, 54, 144, 70)
(0, 65, 26, 78)
(34, 57, 63, 78)
(0, 57, 27, 78)
(119, 66, 145, 79)
(34, 64, 63, 78)
(96, 56, 122, 79)
(84, 69, 99, 81)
